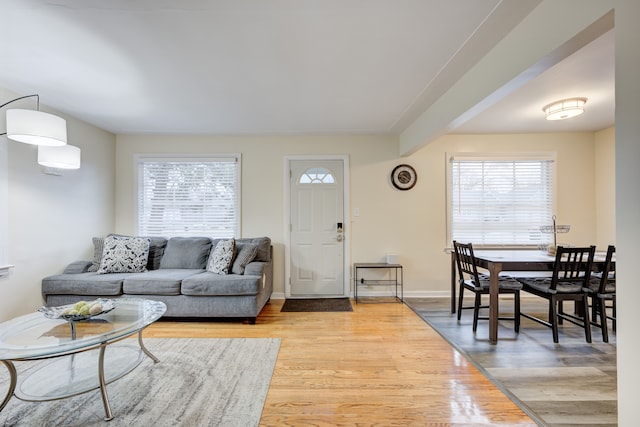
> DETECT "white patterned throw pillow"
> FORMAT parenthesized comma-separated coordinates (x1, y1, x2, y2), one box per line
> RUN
(97, 235, 150, 274)
(207, 239, 236, 274)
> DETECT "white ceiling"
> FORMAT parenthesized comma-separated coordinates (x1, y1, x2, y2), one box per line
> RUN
(0, 1, 614, 136)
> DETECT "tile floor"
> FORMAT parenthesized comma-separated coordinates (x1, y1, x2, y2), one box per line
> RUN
(405, 297, 617, 427)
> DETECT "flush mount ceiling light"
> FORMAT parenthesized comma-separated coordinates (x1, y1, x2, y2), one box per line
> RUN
(1, 94, 67, 146)
(38, 144, 81, 169)
(542, 97, 588, 121)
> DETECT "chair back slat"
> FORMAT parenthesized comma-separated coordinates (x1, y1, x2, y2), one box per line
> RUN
(598, 245, 616, 294)
(551, 246, 596, 290)
(453, 241, 481, 285)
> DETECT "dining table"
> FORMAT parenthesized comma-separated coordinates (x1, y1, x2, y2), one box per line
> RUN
(450, 249, 610, 345)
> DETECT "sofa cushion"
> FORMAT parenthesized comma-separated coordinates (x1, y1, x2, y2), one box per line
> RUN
(231, 242, 258, 275)
(181, 272, 262, 296)
(42, 272, 129, 296)
(146, 237, 169, 270)
(123, 269, 203, 296)
(160, 237, 212, 269)
(97, 235, 150, 274)
(207, 239, 236, 274)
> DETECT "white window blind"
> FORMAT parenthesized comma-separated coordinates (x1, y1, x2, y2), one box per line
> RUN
(137, 156, 240, 238)
(448, 154, 555, 247)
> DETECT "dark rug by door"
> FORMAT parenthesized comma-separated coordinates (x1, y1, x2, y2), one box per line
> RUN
(281, 298, 353, 312)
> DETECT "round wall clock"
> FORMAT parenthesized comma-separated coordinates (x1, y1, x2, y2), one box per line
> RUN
(391, 164, 417, 190)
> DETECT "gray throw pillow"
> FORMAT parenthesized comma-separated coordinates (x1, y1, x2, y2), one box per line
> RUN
(231, 243, 258, 275)
(97, 235, 150, 274)
(207, 239, 236, 275)
(159, 237, 212, 269)
(86, 237, 104, 272)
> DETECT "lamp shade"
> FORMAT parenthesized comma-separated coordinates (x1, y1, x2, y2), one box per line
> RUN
(38, 144, 81, 169)
(542, 98, 587, 121)
(6, 109, 67, 146)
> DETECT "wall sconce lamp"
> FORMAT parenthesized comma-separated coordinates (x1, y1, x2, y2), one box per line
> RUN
(1, 94, 67, 146)
(542, 97, 588, 121)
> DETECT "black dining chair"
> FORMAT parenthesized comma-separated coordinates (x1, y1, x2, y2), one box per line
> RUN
(584, 245, 616, 342)
(453, 241, 522, 333)
(517, 245, 595, 343)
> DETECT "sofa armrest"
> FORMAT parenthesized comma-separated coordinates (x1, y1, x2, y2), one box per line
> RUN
(63, 260, 93, 274)
(244, 260, 273, 296)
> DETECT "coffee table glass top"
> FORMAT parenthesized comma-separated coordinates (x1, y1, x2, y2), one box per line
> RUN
(0, 299, 166, 360)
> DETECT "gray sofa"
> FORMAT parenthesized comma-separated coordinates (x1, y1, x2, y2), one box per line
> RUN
(41, 236, 273, 324)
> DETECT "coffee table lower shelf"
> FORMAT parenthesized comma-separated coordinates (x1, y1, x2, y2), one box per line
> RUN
(3, 330, 159, 421)
(16, 343, 144, 402)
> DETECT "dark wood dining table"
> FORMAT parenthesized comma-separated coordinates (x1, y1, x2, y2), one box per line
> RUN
(450, 249, 609, 345)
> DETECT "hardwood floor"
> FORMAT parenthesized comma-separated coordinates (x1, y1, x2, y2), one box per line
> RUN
(145, 299, 536, 426)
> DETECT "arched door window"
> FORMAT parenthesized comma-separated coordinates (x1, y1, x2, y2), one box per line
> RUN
(299, 167, 335, 184)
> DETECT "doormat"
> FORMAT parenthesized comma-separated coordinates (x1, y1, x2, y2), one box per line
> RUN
(281, 298, 353, 312)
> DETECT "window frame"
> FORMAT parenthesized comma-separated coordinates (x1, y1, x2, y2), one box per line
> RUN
(445, 151, 557, 249)
(135, 153, 242, 238)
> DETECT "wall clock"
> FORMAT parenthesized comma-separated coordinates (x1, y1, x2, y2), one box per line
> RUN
(391, 164, 417, 190)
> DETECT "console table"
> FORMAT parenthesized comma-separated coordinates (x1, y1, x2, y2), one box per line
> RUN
(353, 263, 403, 303)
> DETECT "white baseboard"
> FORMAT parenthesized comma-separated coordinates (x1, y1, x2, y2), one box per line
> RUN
(271, 290, 453, 300)
(271, 291, 540, 300)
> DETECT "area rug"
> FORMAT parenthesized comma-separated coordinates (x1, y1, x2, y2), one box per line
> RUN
(405, 298, 617, 427)
(281, 298, 353, 312)
(0, 338, 280, 427)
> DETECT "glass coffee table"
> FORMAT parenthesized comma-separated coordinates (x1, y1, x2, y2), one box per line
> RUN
(0, 298, 166, 421)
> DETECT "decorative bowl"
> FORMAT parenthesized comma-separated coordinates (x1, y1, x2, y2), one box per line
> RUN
(38, 298, 116, 321)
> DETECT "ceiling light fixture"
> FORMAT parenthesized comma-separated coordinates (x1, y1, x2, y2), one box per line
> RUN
(1, 94, 67, 146)
(542, 97, 588, 121)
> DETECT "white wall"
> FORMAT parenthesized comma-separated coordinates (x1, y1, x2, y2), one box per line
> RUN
(614, 0, 640, 424)
(115, 131, 601, 298)
(0, 88, 116, 322)
(594, 127, 616, 246)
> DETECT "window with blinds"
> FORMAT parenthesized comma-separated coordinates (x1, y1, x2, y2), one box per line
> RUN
(447, 153, 555, 247)
(137, 155, 240, 238)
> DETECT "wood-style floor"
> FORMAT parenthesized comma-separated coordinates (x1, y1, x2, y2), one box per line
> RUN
(405, 297, 617, 426)
(145, 299, 536, 426)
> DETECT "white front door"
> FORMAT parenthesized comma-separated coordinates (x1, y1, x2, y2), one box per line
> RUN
(289, 159, 346, 297)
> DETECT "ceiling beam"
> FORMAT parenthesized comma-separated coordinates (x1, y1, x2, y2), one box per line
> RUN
(399, 0, 615, 156)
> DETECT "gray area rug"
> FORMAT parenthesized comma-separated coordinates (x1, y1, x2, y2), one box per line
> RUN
(0, 338, 280, 427)
(405, 298, 617, 427)
(281, 298, 353, 312)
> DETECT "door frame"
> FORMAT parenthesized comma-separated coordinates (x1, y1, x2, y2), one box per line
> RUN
(284, 155, 351, 299)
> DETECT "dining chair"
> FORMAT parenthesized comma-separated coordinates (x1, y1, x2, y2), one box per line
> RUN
(584, 245, 616, 342)
(453, 241, 522, 333)
(517, 245, 595, 343)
